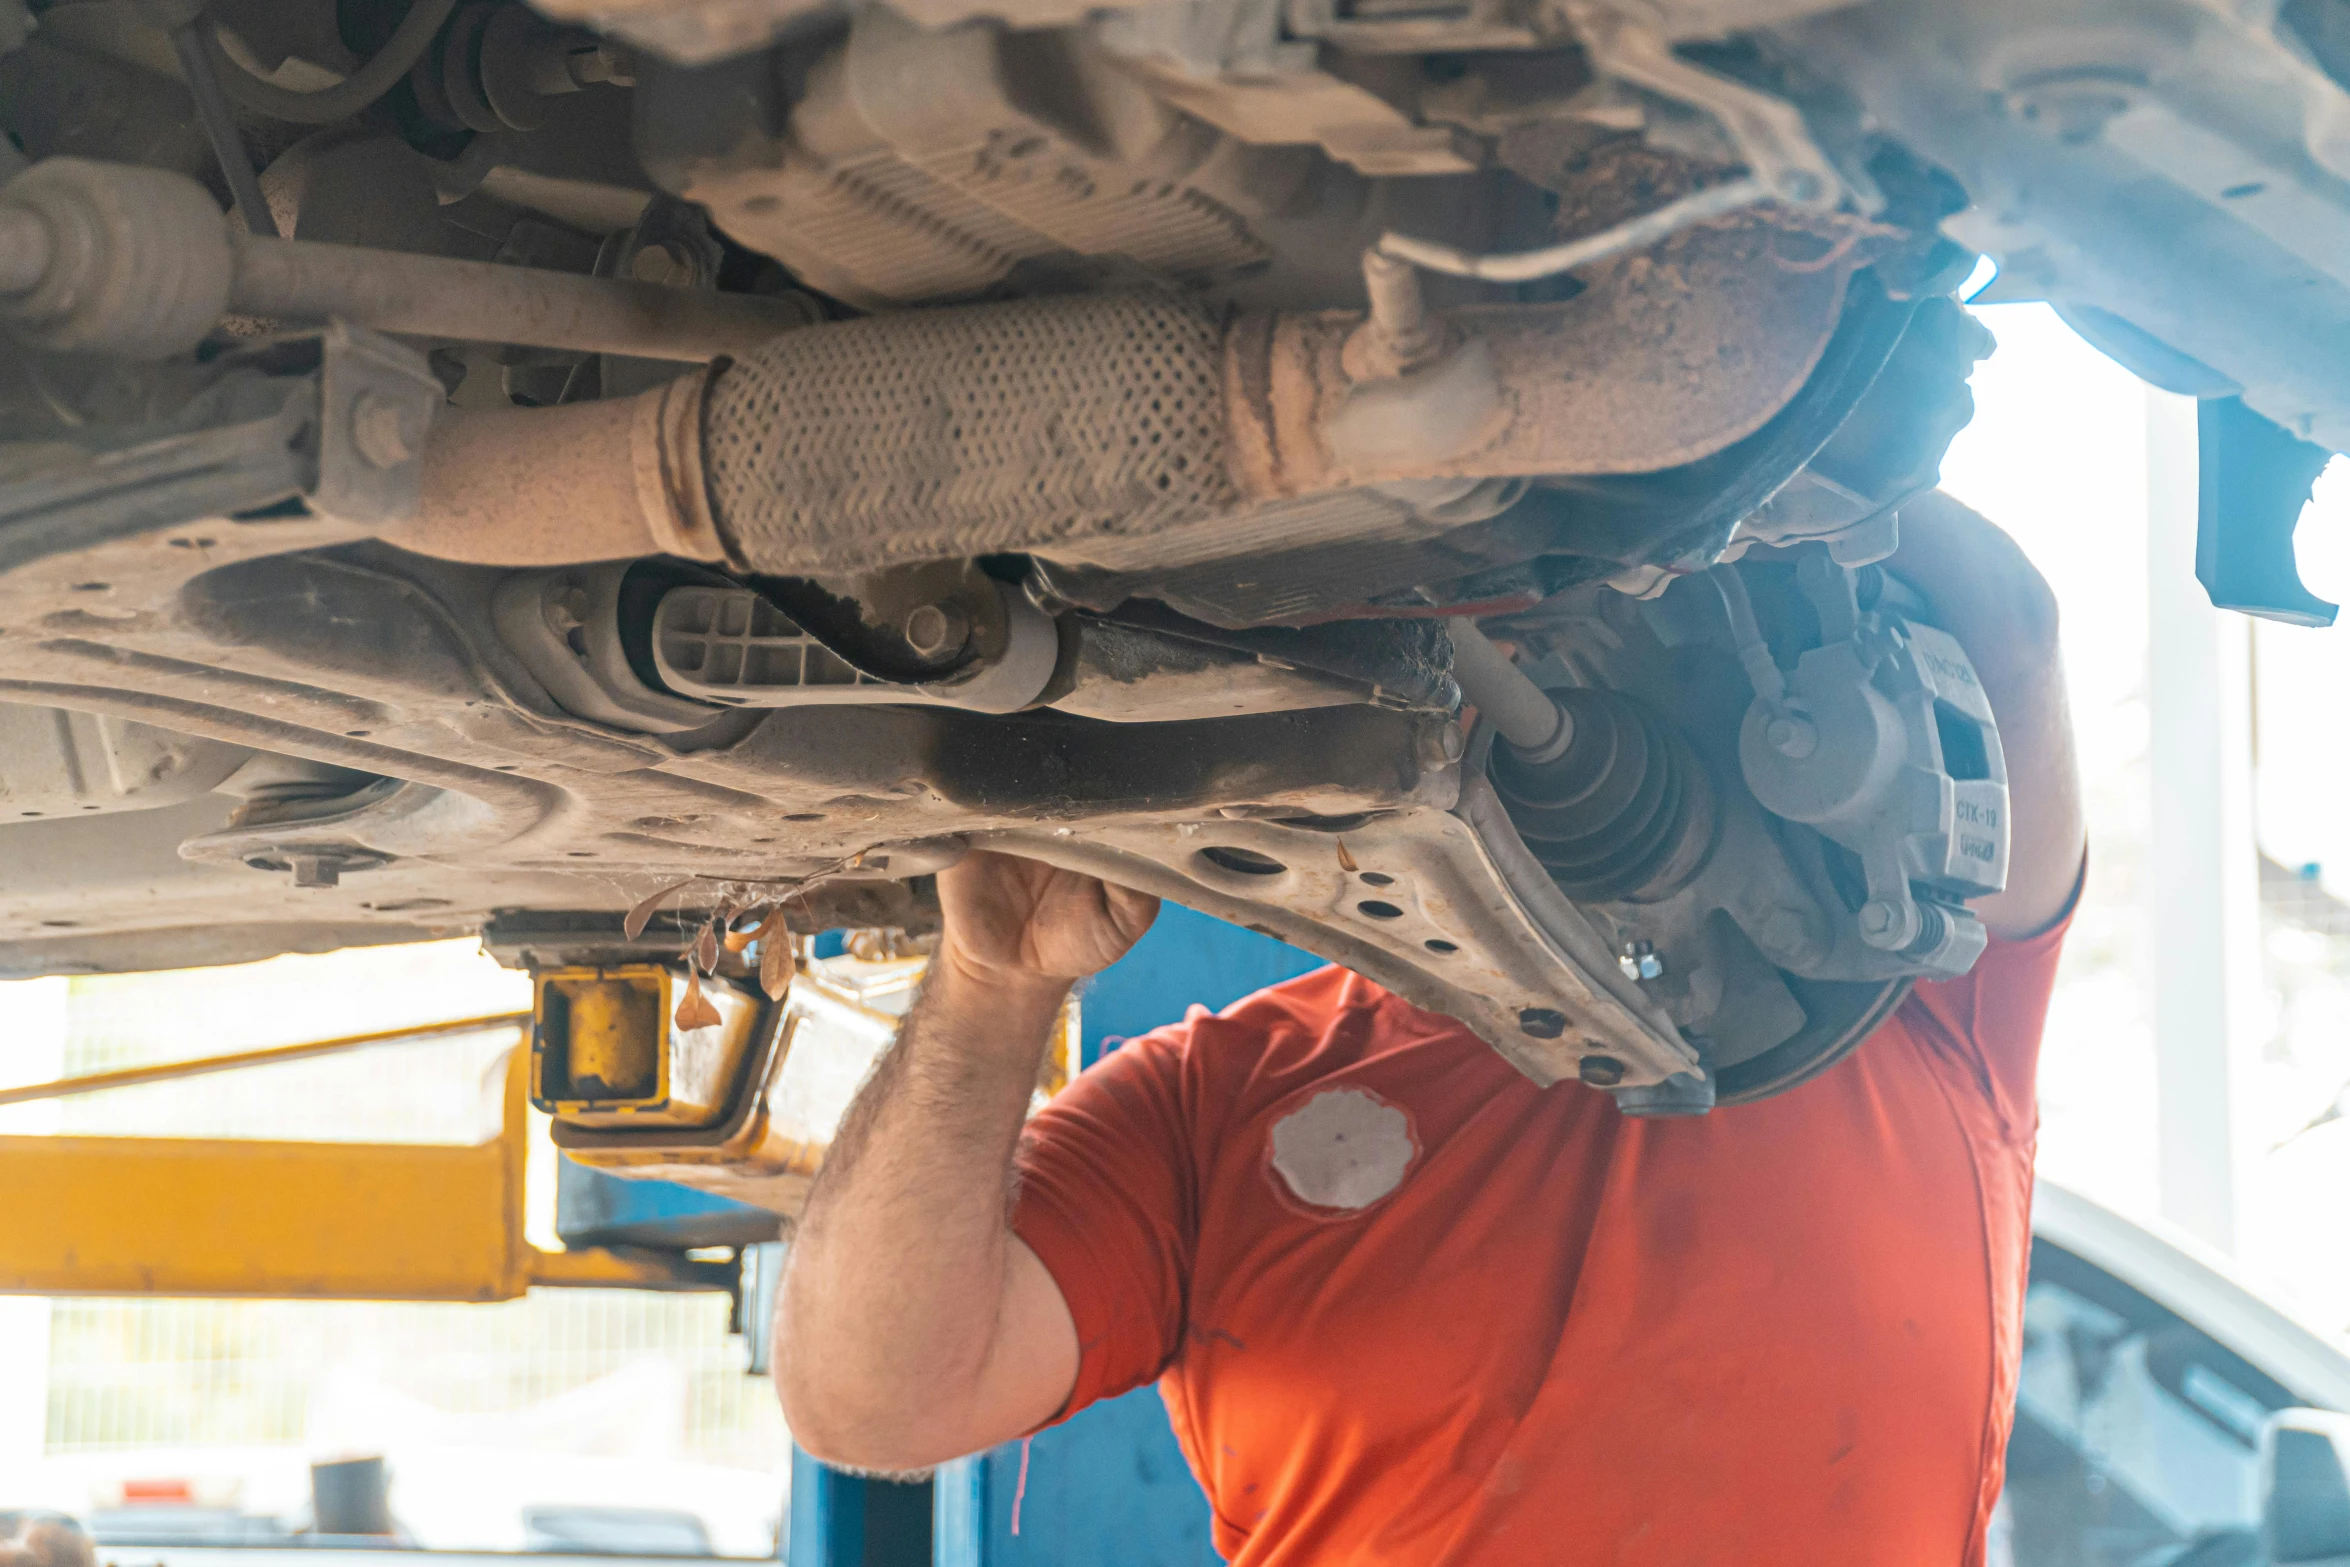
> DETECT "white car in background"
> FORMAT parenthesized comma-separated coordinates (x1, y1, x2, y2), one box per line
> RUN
(2007, 1181, 2350, 1567)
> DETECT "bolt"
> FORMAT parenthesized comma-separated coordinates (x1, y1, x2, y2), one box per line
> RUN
(1617, 939, 1662, 982)
(903, 601, 970, 662)
(1517, 1006, 1568, 1040)
(630, 244, 691, 287)
(350, 389, 422, 470)
(1857, 898, 1914, 950)
(1765, 713, 1818, 759)
(1578, 1055, 1627, 1087)
(288, 853, 340, 889)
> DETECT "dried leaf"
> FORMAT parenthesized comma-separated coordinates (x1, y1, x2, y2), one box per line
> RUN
(722, 905, 771, 954)
(759, 915, 794, 1002)
(624, 879, 693, 940)
(1335, 838, 1359, 873)
(674, 970, 723, 1031)
(695, 920, 720, 975)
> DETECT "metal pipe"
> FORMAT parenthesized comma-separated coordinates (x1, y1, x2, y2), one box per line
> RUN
(0, 206, 48, 295)
(169, 20, 276, 237)
(0, 1011, 528, 1108)
(1446, 617, 1570, 758)
(0, 160, 815, 360)
(402, 254, 1850, 575)
(228, 234, 817, 361)
(1373, 177, 1770, 285)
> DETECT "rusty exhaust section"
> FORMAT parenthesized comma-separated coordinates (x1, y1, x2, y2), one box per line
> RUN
(404, 234, 1854, 574)
(1226, 256, 1852, 497)
(398, 368, 728, 567)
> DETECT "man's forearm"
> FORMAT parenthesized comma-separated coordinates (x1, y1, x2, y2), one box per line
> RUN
(775, 957, 1070, 1465)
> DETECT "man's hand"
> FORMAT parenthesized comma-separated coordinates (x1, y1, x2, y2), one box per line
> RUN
(938, 850, 1161, 994)
(1887, 491, 2085, 940)
(775, 851, 1154, 1474)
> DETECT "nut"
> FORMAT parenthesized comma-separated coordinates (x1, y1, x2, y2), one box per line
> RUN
(903, 601, 970, 662)
(630, 244, 691, 287)
(350, 388, 423, 470)
(1857, 897, 1915, 950)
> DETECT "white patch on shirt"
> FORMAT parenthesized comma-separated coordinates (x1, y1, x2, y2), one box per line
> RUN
(1268, 1088, 1416, 1211)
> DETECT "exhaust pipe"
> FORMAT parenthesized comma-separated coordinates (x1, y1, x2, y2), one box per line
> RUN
(0, 159, 1852, 573)
(405, 262, 1852, 574)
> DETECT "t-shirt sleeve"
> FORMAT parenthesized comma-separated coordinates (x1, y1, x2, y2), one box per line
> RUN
(1899, 864, 2083, 1144)
(1010, 1019, 1205, 1425)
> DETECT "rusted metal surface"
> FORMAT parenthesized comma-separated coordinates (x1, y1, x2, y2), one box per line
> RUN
(531, 964, 768, 1129)
(552, 1005, 821, 1217)
(1226, 224, 1859, 498)
(404, 377, 708, 567)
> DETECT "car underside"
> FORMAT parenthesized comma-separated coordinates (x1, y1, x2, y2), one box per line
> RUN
(2, 0, 2345, 1158)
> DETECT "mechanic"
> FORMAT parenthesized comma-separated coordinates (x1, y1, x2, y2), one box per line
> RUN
(774, 492, 2085, 1566)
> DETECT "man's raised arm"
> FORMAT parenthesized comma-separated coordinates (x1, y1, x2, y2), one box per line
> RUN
(1889, 490, 2086, 940)
(773, 852, 1159, 1471)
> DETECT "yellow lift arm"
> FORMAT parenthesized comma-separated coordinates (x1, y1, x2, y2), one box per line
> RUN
(0, 1016, 725, 1301)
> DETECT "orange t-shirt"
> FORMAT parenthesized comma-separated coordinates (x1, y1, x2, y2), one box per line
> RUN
(1010, 919, 2068, 1566)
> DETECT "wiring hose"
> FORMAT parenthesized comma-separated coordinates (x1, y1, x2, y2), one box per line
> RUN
(199, 0, 459, 124)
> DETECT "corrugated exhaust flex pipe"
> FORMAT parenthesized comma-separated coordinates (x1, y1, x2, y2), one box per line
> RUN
(394, 274, 1853, 571)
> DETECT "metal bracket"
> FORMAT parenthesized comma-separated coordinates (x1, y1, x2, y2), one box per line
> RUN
(0, 323, 441, 570)
(999, 796, 1702, 1093)
(311, 320, 442, 529)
